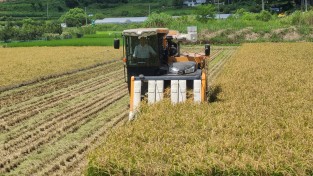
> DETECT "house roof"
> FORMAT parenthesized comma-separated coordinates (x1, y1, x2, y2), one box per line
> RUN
(122, 28, 169, 37)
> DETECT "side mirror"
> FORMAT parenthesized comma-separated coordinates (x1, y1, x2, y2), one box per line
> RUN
(114, 39, 120, 49)
(205, 44, 210, 56)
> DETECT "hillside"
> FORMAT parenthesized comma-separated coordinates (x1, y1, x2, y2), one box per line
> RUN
(0, 0, 310, 21)
(0, 0, 177, 21)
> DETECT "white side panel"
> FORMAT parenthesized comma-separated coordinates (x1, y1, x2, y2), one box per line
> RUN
(148, 80, 156, 104)
(178, 80, 186, 102)
(133, 80, 141, 110)
(193, 80, 201, 102)
(156, 80, 164, 102)
(171, 80, 179, 104)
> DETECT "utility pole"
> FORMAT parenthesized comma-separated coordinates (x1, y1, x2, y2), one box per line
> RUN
(262, 0, 265, 11)
(149, 4, 151, 16)
(85, 7, 88, 25)
(217, 0, 220, 19)
(47, 0, 49, 19)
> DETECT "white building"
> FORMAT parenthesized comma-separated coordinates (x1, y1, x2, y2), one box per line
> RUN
(183, 0, 206, 7)
(95, 17, 148, 24)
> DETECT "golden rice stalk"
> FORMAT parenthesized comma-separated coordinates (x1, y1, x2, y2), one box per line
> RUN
(89, 43, 313, 175)
(0, 47, 122, 87)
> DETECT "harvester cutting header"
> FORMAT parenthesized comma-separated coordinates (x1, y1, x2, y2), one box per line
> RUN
(114, 27, 210, 120)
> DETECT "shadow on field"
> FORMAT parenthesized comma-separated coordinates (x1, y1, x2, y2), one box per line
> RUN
(208, 85, 222, 103)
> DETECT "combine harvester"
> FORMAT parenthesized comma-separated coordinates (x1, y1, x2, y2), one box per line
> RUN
(114, 27, 210, 120)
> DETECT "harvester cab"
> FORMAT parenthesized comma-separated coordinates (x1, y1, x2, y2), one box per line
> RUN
(114, 27, 210, 120)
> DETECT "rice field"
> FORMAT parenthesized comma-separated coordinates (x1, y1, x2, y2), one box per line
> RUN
(0, 47, 127, 175)
(88, 43, 313, 175)
(0, 47, 122, 88)
(0, 45, 234, 175)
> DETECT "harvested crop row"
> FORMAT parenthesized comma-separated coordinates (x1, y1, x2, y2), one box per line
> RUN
(0, 67, 123, 119)
(0, 47, 122, 87)
(0, 51, 130, 175)
(1, 82, 127, 173)
(1, 73, 125, 143)
(2, 81, 126, 153)
(7, 97, 129, 176)
(207, 47, 238, 84)
(0, 70, 124, 129)
(0, 60, 122, 107)
(35, 107, 129, 176)
(88, 43, 313, 175)
(1, 89, 127, 174)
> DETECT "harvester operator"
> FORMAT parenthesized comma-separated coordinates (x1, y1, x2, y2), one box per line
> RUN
(133, 37, 156, 59)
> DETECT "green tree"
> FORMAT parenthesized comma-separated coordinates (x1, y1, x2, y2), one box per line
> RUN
(38, 2, 44, 11)
(256, 10, 272, 21)
(144, 12, 172, 27)
(194, 4, 216, 23)
(18, 18, 44, 41)
(0, 21, 14, 42)
(31, 2, 36, 11)
(45, 21, 62, 34)
(60, 8, 87, 27)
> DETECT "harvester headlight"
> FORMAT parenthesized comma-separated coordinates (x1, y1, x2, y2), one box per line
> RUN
(169, 61, 197, 75)
(170, 67, 179, 74)
(184, 65, 195, 74)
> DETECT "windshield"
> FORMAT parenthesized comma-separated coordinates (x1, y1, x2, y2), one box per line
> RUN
(125, 35, 159, 67)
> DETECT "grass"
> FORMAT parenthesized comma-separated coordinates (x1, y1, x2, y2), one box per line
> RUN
(204, 18, 285, 32)
(3, 31, 123, 47)
(85, 31, 122, 38)
(5, 37, 119, 47)
(0, 46, 122, 87)
(88, 43, 313, 175)
(164, 15, 289, 34)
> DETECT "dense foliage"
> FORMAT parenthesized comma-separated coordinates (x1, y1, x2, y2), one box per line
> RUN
(144, 13, 172, 27)
(60, 7, 88, 27)
(194, 4, 216, 23)
(0, 0, 311, 21)
(0, 18, 62, 42)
